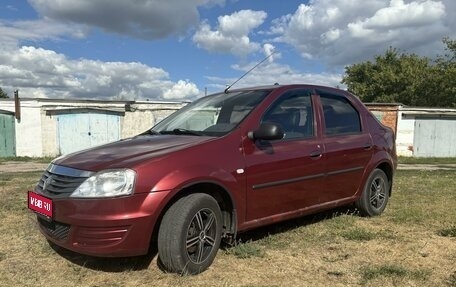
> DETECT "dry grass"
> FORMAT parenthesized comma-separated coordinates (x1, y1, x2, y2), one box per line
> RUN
(0, 169, 455, 287)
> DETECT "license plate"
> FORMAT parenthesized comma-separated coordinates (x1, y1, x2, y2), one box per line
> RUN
(28, 191, 53, 218)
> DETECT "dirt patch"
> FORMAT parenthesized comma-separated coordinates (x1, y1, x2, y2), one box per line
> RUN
(0, 161, 49, 173)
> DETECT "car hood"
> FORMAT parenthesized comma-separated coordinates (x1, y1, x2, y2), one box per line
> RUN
(53, 135, 214, 171)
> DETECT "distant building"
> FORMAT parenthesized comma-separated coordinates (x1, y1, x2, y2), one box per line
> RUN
(366, 103, 456, 157)
(396, 107, 456, 157)
(1, 98, 456, 158)
(0, 98, 186, 157)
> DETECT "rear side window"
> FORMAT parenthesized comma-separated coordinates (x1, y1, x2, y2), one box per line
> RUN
(319, 92, 361, 135)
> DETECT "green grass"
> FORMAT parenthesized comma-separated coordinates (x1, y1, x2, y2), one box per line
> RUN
(225, 241, 265, 259)
(360, 264, 431, 285)
(438, 226, 456, 238)
(447, 272, 456, 287)
(390, 170, 456, 226)
(341, 227, 375, 241)
(398, 156, 456, 164)
(0, 156, 54, 163)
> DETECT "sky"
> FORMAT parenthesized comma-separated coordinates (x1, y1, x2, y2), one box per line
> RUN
(0, 0, 455, 102)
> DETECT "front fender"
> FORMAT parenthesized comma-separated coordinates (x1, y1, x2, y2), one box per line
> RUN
(151, 164, 241, 193)
(147, 164, 245, 237)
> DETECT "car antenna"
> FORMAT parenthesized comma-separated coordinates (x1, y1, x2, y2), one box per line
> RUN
(224, 51, 276, 94)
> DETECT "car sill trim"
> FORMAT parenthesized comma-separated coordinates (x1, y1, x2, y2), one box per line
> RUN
(326, 166, 364, 176)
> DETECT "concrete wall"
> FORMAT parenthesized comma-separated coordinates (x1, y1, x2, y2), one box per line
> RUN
(41, 112, 59, 157)
(121, 102, 186, 138)
(396, 111, 415, 157)
(19, 103, 44, 157)
(0, 100, 44, 157)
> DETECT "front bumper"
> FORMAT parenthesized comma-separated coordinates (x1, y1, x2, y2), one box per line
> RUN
(35, 191, 169, 257)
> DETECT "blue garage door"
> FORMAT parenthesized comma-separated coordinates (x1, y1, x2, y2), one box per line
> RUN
(57, 112, 120, 155)
(0, 112, 15, 157)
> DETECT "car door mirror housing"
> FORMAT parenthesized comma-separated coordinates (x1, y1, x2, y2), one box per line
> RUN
(248, 122, 285, 141)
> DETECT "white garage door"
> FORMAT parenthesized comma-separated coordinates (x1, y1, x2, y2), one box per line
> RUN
(57, 112, 120, 155)
(414, 117, 456, 157)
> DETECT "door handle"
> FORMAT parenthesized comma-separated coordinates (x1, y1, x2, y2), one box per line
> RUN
(363, 143, 372, 150)
(310, 150, 322, 158)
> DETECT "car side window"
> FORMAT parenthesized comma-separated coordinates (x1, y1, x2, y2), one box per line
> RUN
(319, 92, 361, 135)
(262, 90, 314, 140)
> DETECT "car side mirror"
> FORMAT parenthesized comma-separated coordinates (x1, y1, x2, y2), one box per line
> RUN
(248, 122, 284, 141)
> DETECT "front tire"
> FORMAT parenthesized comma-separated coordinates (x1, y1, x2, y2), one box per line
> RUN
(356, 169, 390, 217)
(157, 193, 222, 275)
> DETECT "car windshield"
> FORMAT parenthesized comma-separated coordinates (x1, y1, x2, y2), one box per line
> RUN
(151, 89, 271, 137)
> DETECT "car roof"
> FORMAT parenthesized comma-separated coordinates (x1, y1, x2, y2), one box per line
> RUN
(226, 84, 349, 94)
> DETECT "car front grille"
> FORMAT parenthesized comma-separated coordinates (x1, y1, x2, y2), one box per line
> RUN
(35, 164, 94, 198)
(36, 171, 86, 198)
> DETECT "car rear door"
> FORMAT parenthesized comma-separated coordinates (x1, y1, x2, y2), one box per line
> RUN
(316, 89, 374, 203)
(243, 89, 324, 221)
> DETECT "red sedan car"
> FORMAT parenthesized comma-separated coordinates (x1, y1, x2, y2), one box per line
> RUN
(28, 84, 396, 274)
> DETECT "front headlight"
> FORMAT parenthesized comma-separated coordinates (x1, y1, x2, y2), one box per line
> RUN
(71, 169, 136, 198)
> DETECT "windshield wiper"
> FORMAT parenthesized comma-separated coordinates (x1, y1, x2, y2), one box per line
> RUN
(161, 128, 203, 136)
(139, 129, 160, 136)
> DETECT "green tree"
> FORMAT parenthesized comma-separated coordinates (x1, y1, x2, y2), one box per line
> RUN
(431, 37, 456, 107)
(342, 38, 456, 107)
(0, 87, 8, 98)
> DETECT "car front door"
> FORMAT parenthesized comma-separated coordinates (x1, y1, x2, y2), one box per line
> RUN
(243, 89, 324, 222)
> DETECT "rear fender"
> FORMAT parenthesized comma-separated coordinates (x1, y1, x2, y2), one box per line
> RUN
(356, 150, 395, 198)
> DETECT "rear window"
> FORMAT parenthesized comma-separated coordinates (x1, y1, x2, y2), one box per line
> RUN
(318, 91, 361, 135)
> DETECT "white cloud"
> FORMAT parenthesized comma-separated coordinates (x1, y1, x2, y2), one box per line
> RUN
(193, 9, 267, 56)
(163, 80, 200, 100)
(29, 0, 224, 40)
(360, 0, 444, 30)
(320, 28, 340, 44)
(0, 18, 87, 49)
(0, 46, 200, 100)
(206, 61, 342, 91)
(262, 43, 279, 63)
(270, 0, 454, 66)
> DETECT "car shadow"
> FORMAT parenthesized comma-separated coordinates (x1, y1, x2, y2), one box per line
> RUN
(48, 241, 158, 272)
(48, 205, 358, 272)
(221, 205, 358, 249)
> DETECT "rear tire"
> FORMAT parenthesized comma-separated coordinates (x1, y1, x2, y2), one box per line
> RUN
(356, 169, 390, 217)
(157, 193, 222, 275)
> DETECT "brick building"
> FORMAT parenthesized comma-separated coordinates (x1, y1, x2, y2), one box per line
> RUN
(365, 103, 399, 133)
